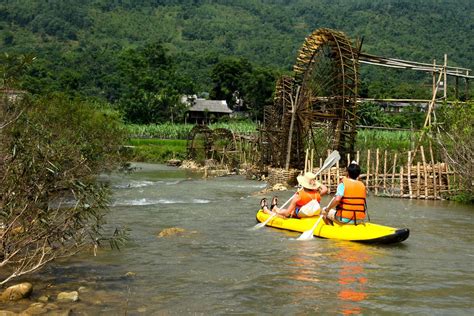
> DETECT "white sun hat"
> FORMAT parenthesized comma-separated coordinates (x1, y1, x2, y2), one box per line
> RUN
(297, 172, 321, 190)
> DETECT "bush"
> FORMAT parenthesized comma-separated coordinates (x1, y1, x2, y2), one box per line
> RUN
(0, 94, 128, 285)
(434, 102, 473, 202)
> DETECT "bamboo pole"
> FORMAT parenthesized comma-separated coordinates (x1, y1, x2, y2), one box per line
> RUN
(319, 158, 323, 182)
(444, 54, 448, 100)
(327, 164, 332, 194)
(432, 59, 436, 98)
(285, 87, 300, 170)
(238, 138, 242, 164)
(346, 153, 350, 167)
(407, 151, 412, 198)
(400, 166, 404, 197)
(375, 148, 380, 195)
(366, 149, 371, 188)
(391, 153, 397, 197)
(446, 163, 456, 192)
(304, 149, 309, 173)
(438, 163, 443, 195)
(429, 144, 438, 199)
(420, 146, 428, 199)
(383, 150, 388, 193)
(336, 161, 340, 183)
(310, 149, 314, 173)
(356, 151, 360, 164)
(416, 162, 421, 198)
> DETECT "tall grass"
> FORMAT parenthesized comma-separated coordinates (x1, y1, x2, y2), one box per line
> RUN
(355, 129, 419, 152)
(128, 139, 187, 163)
(126, 122, 257, 139)
(126, 123, 193, 139)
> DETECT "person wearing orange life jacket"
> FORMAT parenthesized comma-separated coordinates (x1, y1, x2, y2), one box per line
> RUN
(271, 172, 328, 218)
(322, 162, 367, 225)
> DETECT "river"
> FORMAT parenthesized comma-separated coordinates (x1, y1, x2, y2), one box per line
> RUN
(2, 163, 473, 315)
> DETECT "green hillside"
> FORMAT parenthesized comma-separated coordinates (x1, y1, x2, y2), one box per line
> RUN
(1, 0, 472, 121)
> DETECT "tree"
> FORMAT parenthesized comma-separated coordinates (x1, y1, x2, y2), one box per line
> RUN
(241, 66, 277, 121)
(0, 57, 128, 285)
(434, 102, 473, 202)
(116, 43, 194, 123)
(209, 58, 253, 109)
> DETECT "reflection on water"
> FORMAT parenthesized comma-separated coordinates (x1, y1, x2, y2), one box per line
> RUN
(333, 242, 371, 315)
(1, 163, 473, 315)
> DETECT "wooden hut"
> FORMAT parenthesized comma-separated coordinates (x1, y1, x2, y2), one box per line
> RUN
(186, 99, 232, 124)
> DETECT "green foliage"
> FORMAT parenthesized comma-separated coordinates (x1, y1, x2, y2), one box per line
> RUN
(110, 43, 194, 124)
(126, 123, 195, 139)
(0, 93, 128, 284)
(241, 66, 279, 120)
(357, 102, 425, 129)
(357, 102, 391, 126)
(355, 129, 417, 152)
(210, 58, 252, 105)
(434, 102, 473, 199)
(209, 57, 278, 120)
(2, 0, 472, 105)
(126, 121, 257, 139)
(0, 53, 36, 88)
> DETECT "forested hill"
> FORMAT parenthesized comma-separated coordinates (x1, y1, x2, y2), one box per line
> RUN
(1, 0, 473, 105)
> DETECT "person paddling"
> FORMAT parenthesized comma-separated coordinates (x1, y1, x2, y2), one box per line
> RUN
(266, 172, 328, 218)
(322, 161, 367, 225)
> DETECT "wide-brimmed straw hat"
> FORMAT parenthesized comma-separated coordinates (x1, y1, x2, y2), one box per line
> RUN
(297, 172, 321, 190)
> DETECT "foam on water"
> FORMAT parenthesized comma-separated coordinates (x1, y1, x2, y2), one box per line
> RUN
(113, 197, 210, 206)
(192, 199, 211, 204)
(113, 180, 157, 189)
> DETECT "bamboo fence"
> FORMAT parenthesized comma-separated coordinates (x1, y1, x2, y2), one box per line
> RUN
(202, 133, 459, 200)
(310, 147, 458, 200)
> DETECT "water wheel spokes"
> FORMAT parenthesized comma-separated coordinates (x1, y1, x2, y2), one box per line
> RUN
(262, 28, 360, 169)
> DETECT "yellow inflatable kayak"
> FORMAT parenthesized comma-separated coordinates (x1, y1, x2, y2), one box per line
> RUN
(256, 210, 409, 244)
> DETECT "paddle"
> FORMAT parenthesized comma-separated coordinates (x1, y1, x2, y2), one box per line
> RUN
(253, 150, 340, 229)
(296, 197, 334, 241)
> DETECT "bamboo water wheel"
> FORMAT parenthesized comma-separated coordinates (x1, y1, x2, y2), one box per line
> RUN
(211, 128, 237, 166)
(187, 125, 237, 166)
(187, 125, 213, 163)
(262, 28, 360, 169)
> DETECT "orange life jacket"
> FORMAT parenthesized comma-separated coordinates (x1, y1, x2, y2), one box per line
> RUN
(296, 189, 321, 208)
(336, 177, 366, 223)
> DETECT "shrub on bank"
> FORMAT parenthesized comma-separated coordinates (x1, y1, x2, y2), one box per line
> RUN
(0, 94, 128, 285)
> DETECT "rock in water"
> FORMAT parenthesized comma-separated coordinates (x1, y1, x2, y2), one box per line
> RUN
(22, 302, 48, 315)
(157, 227, 185, 237)
(0, 282, 33, 301)
(272, 183, 288, 191)
(167, 159, 182, 166)
(57, 291, 79, 302)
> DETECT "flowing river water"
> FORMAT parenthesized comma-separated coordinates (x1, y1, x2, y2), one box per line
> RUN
(2, 163, 473, 315)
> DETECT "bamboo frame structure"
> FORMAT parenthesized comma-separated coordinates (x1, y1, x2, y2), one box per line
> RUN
(295, 147, 457, 200)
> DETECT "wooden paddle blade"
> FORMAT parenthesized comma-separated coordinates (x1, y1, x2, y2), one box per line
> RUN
(315, 150, 341, 177)
(253, 213, 276, 229)
(297, 230, 314, 241)
(296, 216, 322, 241)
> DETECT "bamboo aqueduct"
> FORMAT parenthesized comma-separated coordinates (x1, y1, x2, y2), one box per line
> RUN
(186, 28, 472, 200)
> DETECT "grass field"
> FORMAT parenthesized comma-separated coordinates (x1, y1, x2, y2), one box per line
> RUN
(126, 122, 257, 139)
(127, 138, 188, 163)
(355, 129, 419, 152)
